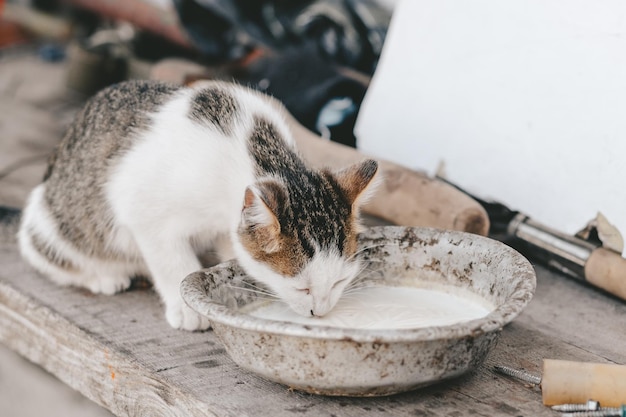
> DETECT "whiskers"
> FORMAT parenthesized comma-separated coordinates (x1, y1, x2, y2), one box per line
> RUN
(340, 260, 384, 300)
(227, 281, 279, 300)
(347, 242, 389, 263)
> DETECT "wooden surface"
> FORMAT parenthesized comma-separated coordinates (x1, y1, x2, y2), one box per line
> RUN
(1, 48, 625, 417)
(2, 216, 626, 417)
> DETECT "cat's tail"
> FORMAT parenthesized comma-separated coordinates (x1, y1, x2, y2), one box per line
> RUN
(17, 185, 136, 295)
(16, 184, 98, 290)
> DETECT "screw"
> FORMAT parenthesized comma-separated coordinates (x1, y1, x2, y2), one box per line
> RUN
(553, 400, 601, 412)
(560, 405, 626, 417)
(493, 365, 541, 385)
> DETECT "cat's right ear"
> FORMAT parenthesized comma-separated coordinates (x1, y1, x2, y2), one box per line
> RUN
(334, 159, 380, 207)
(240, 182, 285, 253)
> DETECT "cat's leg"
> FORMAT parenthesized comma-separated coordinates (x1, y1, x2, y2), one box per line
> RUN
(133, 233, 210, 331)
(83, 265, 133, 295)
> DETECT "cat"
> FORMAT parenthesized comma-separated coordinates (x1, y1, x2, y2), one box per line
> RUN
(17, 79, 379, 331)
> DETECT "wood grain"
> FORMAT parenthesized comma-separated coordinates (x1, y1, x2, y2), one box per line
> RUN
(2, 215, 626, 417)
(1, 52, 625, 417)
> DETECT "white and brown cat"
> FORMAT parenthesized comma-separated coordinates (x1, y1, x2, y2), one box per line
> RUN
(18, 80, 378, 330)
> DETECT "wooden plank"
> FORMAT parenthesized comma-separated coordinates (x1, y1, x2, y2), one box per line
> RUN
(1, 49, 625, 417)
(2, 214, 625, 417)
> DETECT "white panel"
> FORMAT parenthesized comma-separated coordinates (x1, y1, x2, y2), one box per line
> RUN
(356, 0, 626, 254)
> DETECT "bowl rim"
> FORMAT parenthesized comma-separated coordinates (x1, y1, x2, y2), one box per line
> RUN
(181, 226, 536, 343)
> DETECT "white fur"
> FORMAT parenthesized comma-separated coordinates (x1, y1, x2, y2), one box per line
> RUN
(18, 81, 366, 330)
(232, 239, 362, 318)
(103, 86, 274, 330)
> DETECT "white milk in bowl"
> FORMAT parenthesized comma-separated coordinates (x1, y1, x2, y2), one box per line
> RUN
(248, 286, 494, 330)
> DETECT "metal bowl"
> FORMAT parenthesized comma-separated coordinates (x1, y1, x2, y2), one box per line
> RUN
(181, 226, 536, 396)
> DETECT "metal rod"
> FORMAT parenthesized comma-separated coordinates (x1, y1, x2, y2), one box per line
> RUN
(493, 365, 541, 385)
(507, 213, 597, 280)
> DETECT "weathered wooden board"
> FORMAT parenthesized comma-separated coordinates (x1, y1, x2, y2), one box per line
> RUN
(1, 48, 625, 417)
(1, 213, 625, 417)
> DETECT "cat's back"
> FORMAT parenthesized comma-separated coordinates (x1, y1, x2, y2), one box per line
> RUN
(28, 81, 184, 258)
(45, 80, 184, 182)
(44, 79, 296, 206)
(35, 79, 295, 255)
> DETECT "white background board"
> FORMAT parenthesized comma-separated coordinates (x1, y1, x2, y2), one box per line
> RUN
(356, 0, 626, 255)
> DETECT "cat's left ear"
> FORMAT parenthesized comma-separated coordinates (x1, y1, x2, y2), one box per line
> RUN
(333, 159, 379, 206)
(240, 180, 286, 253)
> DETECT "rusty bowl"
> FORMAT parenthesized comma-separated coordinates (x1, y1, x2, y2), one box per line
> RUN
(181, 226, 535, 396)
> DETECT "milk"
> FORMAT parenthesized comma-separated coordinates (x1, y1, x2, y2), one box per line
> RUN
(248, 286, 493, 330)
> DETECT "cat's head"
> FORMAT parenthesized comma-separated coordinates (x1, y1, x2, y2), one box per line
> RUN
(233, 159, 379, 317)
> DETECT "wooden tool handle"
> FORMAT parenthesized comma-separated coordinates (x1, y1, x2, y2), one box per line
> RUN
(188, 79, 489, 235)
(285, 113, 490, 235)
(542, 359, 626, 407)
(585, 247, 626, 301)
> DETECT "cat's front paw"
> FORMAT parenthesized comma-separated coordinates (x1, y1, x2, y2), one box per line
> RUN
(166, 301, 211, 331)
(87, 275, 132, 295)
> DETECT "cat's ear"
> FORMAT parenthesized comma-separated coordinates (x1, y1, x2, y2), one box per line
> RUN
(241, 180, 286, 253)
(334, 159, 379, 206)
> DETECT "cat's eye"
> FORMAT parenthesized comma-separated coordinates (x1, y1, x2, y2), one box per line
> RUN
(297, 288, 311, 295)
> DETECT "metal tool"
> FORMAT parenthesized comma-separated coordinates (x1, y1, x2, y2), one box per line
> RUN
(553, 400, 601, 412)
(437, 176, 626, 301)
(552, 400, 625, 416)
(493, 365, 541, 385)
(560, 405, 626, 417)
(493, 360, 626, 408)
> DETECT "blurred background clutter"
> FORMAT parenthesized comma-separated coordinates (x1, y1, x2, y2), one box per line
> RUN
(1, 0, 396, 146)
(0, 4, 394, 414)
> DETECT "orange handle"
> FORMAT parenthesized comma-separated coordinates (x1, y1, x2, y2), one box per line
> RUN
(542, 359, 626, 407)
(585, 248, 626, 301)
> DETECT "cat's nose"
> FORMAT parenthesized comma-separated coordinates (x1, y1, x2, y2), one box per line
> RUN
(311, 297, 335, 317)
(311, 303, 331, 317)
